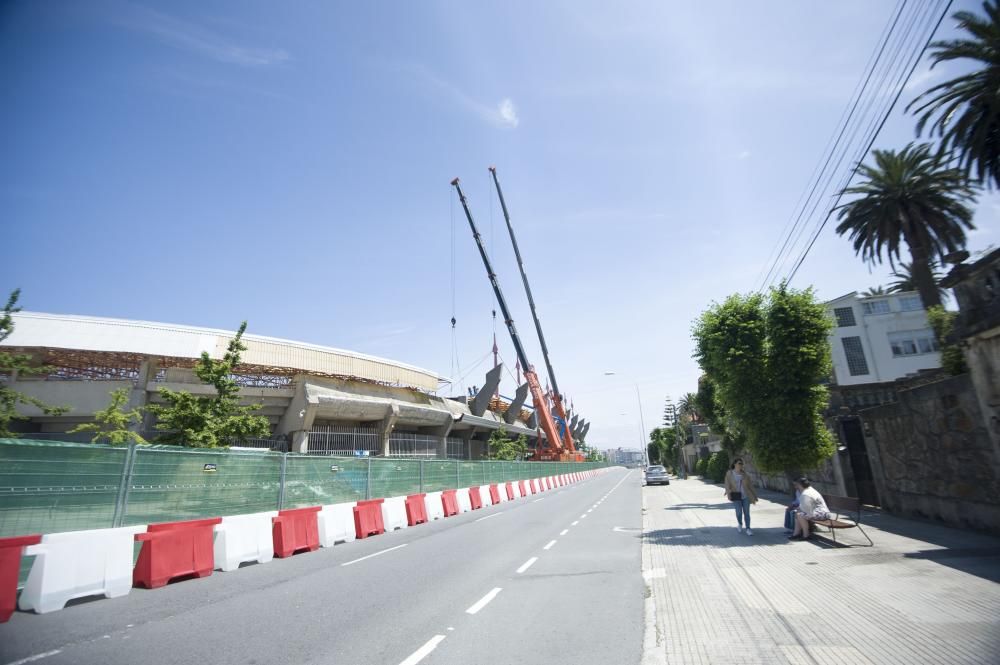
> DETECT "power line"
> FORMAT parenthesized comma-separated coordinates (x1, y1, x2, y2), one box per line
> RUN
(785, 0, 953, 284)
(756, 0, 908, 292)
(772, 0, 936, 289)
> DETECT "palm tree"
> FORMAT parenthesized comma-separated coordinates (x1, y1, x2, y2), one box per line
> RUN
(887, 260, 946, 297)
(909, 2, 1000, 188)
(677, 393, 698, 421)
(861, 286, 887, 297)
(835, 143, 977, 310)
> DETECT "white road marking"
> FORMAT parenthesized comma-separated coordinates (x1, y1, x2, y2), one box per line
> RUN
(571, 520, 579, 526)
(475, 513, 502, 522)
(466, 587, 503, 614)
(399, 635, 446, 665)
(581, 514, 588, 519)
(517, 557, 539, 573)
(3, 652, 63, 665)
(341, 544, 408, 567)
(543, 539, 557, 550)
(587, 509, 593, 513)
(532, 498, 545, 503)
(560, 528, 569, 536)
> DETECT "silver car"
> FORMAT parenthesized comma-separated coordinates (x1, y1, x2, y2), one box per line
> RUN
(644, 465, 670, 486)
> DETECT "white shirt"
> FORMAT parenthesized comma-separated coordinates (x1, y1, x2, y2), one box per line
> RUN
(732, 471, 744, 494)
(799, 487, 830, 518)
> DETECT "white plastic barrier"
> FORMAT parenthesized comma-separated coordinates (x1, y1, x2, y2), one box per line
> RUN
(213, 511, 277, 572)
(424, 491, 445, 521)
(479, 484, 494, 507)
(318, 502, 357, 547)
(19, 525, 147, 614)
(511, 482, 522, 499)
(495, 484, 508, 503)
(457, 488, 473, 513)
(382, 496, 408, 531)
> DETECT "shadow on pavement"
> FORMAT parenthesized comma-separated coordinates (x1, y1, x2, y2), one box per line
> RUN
(643, 527, 791, 548)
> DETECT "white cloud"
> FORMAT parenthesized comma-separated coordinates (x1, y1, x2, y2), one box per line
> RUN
(115, 4, 290, 66)
(497, 98, 519, 128)
(390, 62, 519, 129)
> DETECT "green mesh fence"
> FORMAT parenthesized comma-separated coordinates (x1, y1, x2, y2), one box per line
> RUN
(282, 456, 367, 508)
(0, 439, 128, 538)
(121, 447, 282, 526)
(422, 460, 460, 493)
(1, 439, 608, 537)
(369, 458, 422, 499)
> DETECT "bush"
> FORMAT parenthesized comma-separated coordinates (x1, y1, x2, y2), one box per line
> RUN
(695, 458, 707, 476)
(707, 452, 729, 483)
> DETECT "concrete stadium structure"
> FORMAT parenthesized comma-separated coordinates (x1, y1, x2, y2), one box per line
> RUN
(1, 312, 589, 457)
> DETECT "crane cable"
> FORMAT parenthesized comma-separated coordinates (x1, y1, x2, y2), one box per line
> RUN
(785, 0, 954, 285)
(450, 188, 463, 395)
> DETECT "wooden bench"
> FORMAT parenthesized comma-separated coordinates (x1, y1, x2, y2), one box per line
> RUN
(811, 494, 873, 547)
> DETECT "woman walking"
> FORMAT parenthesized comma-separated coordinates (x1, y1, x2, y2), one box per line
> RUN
(723, 458, 758, 535)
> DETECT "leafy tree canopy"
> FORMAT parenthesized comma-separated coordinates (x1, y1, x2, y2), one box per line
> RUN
(0, 290, 69, 437)
(692, 284, 836, 473)
(488, 426, 528, 460)
(146, 321, 270, 447)
(69, 387, 147, 445)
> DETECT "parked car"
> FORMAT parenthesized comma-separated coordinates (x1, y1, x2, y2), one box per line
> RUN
(643, 465, 670, 486)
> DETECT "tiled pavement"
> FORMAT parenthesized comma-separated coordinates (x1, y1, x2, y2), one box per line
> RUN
(641, 477, 1000, 665)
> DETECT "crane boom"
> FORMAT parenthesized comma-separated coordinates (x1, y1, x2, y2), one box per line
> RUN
(488, 167, 577, 454)
(450, 177, 565, 460)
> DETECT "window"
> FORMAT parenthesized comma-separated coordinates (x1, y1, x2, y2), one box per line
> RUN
(833, 307, 856, 327)
(888, 330, 939, 357)
(841, 336, 870, 376)
(862, 299, 891, 315)
(898, 295, 922, 312)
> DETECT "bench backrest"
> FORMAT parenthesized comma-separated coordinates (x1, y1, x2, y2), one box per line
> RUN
(823, 494, 861, 514)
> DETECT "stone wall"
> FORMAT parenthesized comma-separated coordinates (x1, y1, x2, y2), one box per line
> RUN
(861, 374, 1000, 534)
(740, 450, 846, 499)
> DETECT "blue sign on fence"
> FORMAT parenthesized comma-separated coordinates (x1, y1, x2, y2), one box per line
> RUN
(354, 450, 370, 458)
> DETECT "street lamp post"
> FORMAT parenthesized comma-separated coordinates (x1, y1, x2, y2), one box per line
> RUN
(604, 372, 649, 467)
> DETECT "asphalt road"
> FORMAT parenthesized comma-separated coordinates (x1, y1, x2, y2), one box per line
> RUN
(1, 468, 643, 665)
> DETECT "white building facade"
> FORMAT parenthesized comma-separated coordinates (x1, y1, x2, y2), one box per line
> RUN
(825, 291, 941, 386)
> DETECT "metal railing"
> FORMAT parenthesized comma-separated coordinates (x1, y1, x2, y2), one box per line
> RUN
(306, 424, 381, 456)
(388, 432, 439, 458)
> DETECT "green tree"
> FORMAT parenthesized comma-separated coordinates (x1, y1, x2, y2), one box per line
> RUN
(706, 452, 729, 483)
(861, 286, 887, 297)
(646, 442, 660, 465)
(146, 321, 270, 447)
(487, 426, 527, 460)
(676, 393, 697, 421)
(693, 284, 836, 474)
(926, 305, 968, 375)
(69, 387, 147, 445)
(0, 289, 69, 437)
(887, 260, 948, 303)
(835, 143, 977, 310)
(909, 1, 1000, 189)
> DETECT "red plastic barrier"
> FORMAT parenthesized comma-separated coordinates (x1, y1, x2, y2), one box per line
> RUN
(488, 484, 501, 505)
(272, 506, 321, 558)
(531, 479, 539, 493)
(134, 518, 221, 589)
(0, 534, 41, 623)
(354, 499, 386, 539)
(505, 482, 515, 501)
(469, 486, 483, 510)
(441, 490, 459, 517)
(518, 480, 527, 497)
(405, 494, 428, 526)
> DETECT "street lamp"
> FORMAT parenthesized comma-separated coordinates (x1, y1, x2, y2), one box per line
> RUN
(603, 372, 648, 467)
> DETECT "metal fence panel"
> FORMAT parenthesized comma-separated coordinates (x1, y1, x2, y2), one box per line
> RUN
(121, 447, 282, 525)
(422, 460, 458, 492)
(0, 439, 127, 537)
(369, 458, 421, 498)
(282, 456, 368, 508)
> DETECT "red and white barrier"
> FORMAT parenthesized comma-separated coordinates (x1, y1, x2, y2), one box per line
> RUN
(214, 512, 276, 572)
(317, 503, 357, 547)
(381, 496, 408, 531)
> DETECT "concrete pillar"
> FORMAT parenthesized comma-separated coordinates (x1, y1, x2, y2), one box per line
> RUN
(379, 404, 400, 456)
(433, 420, 454, 459)
(131, 359, 157, 435)
(472, 365, 503, 416)
(275, 376, 318, 453)
(504, 383, 529, 424)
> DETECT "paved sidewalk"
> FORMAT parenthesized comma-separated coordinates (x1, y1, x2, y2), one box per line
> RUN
(641, 477, 1000, 665)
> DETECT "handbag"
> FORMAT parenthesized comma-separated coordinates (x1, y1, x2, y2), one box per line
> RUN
(729, 492, 743, 501)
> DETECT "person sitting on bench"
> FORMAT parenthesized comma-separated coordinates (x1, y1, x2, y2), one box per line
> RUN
(789, 477, 829, 541)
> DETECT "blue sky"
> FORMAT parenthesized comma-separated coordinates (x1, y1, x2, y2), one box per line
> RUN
(2, 1, 997, 449)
